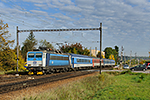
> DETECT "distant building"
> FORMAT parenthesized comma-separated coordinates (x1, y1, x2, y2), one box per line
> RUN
(90, 49, 105, 57)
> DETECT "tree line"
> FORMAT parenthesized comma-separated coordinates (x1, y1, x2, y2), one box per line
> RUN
(0, 20, 119, 71)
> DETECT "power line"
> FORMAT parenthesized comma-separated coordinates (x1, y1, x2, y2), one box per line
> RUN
(1, 0, 52, 28)
(0, 14, 40, 28)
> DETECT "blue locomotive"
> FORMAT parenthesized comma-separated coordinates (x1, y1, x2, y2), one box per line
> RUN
(27, 48, 115, 74)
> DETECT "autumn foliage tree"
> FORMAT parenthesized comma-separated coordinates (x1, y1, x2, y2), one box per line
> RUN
(109, 54, 115, 60)
(60, 43, 90, 56)
(0, 20, 25, 71)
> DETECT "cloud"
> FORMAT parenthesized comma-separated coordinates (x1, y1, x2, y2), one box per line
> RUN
(34, 3, 48, 10)
(60, 5, 82, 14)
(125, 0, 150, 6)
(51, 13, 73, 21)
(30, 10, 48, 16)
(1, 0, 150, 56)
(23, 0, 45, 4)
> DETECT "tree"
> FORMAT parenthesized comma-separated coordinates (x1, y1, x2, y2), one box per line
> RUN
(97, 51, 105, 58)
(73, 47, 77, 54)
(13, 46, 26, 70)
(21, 31, 37, 61)
(104, 47, 113, 59)
(114, 45, 119, 64)
(0, 20, 25, 71)
(0, 20, 14, 50)
(0, 20, 15, 71)
(39, 39, 54, 49)
(0, 48, 16, 71)
(109, 54, 115, 60)
(60, 43, 90, 56)
(104, 46, 119, 64)
(115, 46, 119, 53)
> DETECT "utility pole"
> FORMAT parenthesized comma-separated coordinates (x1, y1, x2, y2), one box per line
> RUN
(124, 52, 126, 64)
(16, 26, 19, 73)
(90, 47, 91, 56)
(135, 52, 137, 65)
(95, 47, 97, 57)
(130, 51, 132, 67)
(100, 23, 102, 74)
(120, 46, 124, 69)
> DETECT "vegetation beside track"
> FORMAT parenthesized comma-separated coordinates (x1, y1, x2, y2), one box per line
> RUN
(21, 71, 150, 100)
(0, 70, 29, 75)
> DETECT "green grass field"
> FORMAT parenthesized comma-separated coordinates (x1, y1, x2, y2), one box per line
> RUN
(88, 72, 150, 100)
(22, 71, 150, 100)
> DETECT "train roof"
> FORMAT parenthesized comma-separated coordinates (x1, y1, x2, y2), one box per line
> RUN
(27, 50, 69, 55)
(68, 53, 93, 58)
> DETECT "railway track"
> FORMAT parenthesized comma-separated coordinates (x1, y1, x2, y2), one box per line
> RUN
(0, 71, 95, 94)
(0, 67, 112, 83)
(0, 75, 29, 84)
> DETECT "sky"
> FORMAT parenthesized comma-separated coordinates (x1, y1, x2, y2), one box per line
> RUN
(0, 0, 150, 57)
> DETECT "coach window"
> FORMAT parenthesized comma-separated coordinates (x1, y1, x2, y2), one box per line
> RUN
(57, 56, 60, 60)
(79, 59, 82, 62)
(60, 56, 63, 60)
(50, 56, 57, 60)
(50, 56, 53, 60)
(64, 57, 69, 60)
(63, 57, 68, 60)
(57, 56, 62, 60)
(85, 59, 87, 62)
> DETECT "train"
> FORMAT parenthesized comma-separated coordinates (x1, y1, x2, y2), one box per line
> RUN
(26, 47, 115, 75)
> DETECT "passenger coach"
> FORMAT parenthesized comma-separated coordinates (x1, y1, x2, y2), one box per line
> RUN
(69, 53, 93, 69)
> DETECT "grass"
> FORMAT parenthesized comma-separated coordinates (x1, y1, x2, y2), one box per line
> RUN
(20, 71, 150, 100)
(89, 72, 150, 100)
(0, 70, 15, 75)
(0, 71, 5, 75)
(0, 70, 29, 75)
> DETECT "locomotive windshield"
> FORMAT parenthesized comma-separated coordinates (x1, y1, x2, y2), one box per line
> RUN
(36, 53, 42, 58)
(28, 53, 34, 58)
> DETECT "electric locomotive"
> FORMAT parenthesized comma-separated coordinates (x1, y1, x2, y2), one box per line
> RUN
(27, 48, 72, 74)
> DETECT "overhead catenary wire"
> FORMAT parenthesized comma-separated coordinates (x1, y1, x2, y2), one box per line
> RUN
(18, 28, 100, 32)
(16, 24, 102, 75)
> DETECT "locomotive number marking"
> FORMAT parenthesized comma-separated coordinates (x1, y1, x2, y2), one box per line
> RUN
(33, 61, 37, 65)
